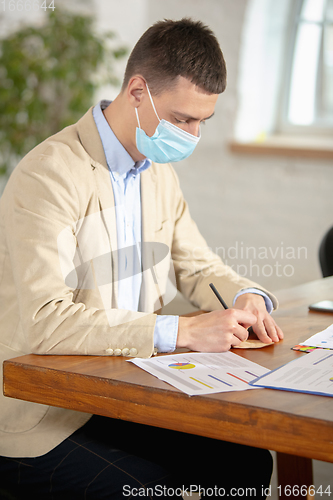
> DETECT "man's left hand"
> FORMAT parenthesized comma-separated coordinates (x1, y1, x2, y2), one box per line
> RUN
(233, 293, 284, 344)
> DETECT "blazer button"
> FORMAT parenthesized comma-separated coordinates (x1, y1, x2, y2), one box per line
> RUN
(114, 349, 122, 356)
(106, 348, 114, 355)
(121, 348, 130, 356)
(129, 348, 138, 357)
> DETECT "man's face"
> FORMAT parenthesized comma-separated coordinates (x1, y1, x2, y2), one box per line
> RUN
(138, 76, 219, 139)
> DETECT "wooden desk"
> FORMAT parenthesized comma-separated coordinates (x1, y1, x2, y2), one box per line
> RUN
(3, 277, 333, 499)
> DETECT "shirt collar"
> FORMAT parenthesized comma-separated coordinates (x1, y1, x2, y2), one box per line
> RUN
(93, 100, 151, 177)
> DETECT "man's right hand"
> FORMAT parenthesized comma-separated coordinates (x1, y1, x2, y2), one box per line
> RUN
(177, 309, 257, 352)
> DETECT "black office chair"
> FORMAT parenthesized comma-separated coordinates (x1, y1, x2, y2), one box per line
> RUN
(319, 226, 333, 277)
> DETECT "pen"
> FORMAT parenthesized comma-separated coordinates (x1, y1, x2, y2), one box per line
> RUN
(209, 282, 254, 334)
(209, 283, 228, 309)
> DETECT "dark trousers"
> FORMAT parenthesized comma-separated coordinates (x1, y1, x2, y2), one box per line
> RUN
(0, 415, 273, 499)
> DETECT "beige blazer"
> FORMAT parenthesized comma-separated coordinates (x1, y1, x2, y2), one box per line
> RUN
(0, 107, 278, 458)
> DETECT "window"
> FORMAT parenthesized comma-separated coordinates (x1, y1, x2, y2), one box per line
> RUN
(232, 0, 333, 157)
(282, 0, 333, 131)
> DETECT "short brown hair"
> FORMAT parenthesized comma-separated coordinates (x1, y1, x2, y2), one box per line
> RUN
(122, 18, 227, 95)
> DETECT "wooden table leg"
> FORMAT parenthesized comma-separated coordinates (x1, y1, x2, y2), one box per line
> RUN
(276, 453, 314, 499)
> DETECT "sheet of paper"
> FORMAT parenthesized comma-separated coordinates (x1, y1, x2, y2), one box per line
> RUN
(129, 351, 270, 396)
(299, 323, 333, 349)
(250, 349, 333, 397)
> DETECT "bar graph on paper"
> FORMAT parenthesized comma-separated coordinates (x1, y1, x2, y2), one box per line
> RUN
(130, 352, 269, 396)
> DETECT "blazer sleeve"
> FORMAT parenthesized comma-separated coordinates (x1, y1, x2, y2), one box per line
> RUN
(168, 167, 278, 311)
(1, 150, 156, 358)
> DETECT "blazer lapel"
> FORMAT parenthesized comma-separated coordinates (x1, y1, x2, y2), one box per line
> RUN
(76, 108, 119, 308)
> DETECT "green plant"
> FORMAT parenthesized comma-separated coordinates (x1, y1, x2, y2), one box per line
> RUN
(0, 9, 127, 176)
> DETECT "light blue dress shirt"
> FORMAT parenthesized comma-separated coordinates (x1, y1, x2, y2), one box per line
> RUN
(93, 101, 178, 352)
(93, 101, 273, 352)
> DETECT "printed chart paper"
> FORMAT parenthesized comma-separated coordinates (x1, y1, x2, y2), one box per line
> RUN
(299, 323, 333, 350)
(250, 349, 333, 397)
(129, 351, 269, 396)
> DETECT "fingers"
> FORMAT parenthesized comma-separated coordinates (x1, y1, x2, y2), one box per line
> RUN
(230, 322, 250, 343)
(177, 308, 283, 353)
(227, 308, 257, 329)
(214, 309, 252, 348)
(268, 318, 284, 341)
(233, 293, 284, 344)
(230, 331, 248, 347)
(252, 315, 284, 344)
(252, 318, 273, 344)
(177, 309, 255, 352)
(276, 324, 284, 340)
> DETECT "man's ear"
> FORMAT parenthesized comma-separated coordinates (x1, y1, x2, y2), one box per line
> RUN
(127, 75, 147, 108)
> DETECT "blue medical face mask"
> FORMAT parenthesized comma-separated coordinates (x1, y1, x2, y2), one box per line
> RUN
(135, 85, 200, 163)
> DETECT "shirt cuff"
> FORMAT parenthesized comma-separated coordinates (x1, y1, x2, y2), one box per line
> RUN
(233, 288, 274, 314)
(154, 315, 179, 353)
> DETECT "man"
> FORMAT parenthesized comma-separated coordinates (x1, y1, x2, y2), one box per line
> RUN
(0, 18, 282, 499)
